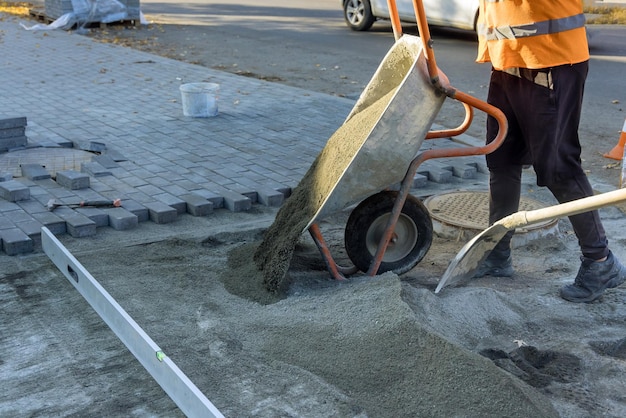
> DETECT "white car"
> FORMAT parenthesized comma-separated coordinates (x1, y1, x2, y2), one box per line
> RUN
(342, 0, 479, 32)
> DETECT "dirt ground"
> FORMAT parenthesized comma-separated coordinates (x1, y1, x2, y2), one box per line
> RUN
(2, 11, 626, 418)
(4, 191, 626, 417)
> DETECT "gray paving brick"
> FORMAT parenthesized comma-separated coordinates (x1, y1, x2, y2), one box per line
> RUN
(412, 173, 428, 189)
(0, 227, 34, 255)
(191, 190, 224, 209)
(114, 199, 148, 222)
(93, 155, 120, 169)
(220, 190, 252, 212)
(0, 116, 26, 129)
(0, 200, 21, 212)
(75, 207, 110, 227)
(145, 201, 178, 224)
(32, 211, 67, 235)
(181, 193, 213, 216)
(154, 193, 187, 214)
(104, 207, 139, 230)
(0, 180, 30, 201)
(450, 163, 477, 179)
(103, 149, 127, 162)
(56, 211, 97, 238)
(0, 172, 12, 182)
(21, 164, 51, 180)
(74, 140, 106, 152)
(256, 187, 284, 207)
(0, 136, 27, 151)
(16, 199, 49, 214)
(0, 216, 15, 229)
(0, 126, 25, 139)
(7, 210, 35, 224)
(417, 166, 453, 183)
(55, 170, 90, 190)
(81, 162, 112, 177)
(16, 219, 43, 248)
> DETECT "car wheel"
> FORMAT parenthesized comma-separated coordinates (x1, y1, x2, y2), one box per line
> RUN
(344, 191, 433, 275)
(343, 0, 376, 31)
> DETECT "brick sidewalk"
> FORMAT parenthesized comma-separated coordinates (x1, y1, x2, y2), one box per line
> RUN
(0, 15, 489, 255)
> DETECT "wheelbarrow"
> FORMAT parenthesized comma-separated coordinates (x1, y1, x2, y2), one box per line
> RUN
(253, 0, 508, 291)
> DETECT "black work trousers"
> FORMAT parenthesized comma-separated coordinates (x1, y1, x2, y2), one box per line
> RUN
(485, 61, 609, 260)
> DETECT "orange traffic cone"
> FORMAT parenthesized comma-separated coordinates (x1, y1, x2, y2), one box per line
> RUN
(604, 118, 626, 160)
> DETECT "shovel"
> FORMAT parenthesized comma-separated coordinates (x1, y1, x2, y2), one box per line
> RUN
(435, 188, 626, 293)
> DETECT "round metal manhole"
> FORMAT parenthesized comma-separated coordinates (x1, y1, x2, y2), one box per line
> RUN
(0, 148, 94, 178)
(423, 190, 559, 243)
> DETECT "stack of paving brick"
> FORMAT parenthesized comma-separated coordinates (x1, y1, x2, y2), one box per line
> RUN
(0, 117, 27, 152)
(44, 0, 140, 21)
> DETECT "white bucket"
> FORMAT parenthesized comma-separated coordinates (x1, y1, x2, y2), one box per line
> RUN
(179, 82, 219, 117)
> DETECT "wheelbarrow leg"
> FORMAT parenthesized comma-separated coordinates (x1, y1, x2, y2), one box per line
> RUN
(366, 154, 426, 276)
(309, 223, 358, 280)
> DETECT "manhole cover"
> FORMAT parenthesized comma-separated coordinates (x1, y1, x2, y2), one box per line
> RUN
(0, 148, 94, 177)
(424, 191, 559, 239)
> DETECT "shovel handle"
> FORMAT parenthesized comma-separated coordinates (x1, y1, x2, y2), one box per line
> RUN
(502, 188, 626, 228)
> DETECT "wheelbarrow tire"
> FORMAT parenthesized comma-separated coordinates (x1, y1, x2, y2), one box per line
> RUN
(345, 191, 433, 275)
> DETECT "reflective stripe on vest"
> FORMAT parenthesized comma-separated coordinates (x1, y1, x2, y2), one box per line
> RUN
(478, 13, 586, 40)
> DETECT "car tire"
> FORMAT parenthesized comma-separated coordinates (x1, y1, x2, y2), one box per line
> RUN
(343, 0, 376, 31)
(344, 191, 433, 275)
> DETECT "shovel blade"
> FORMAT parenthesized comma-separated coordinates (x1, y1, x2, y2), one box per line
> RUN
(435, 223, 510, 293)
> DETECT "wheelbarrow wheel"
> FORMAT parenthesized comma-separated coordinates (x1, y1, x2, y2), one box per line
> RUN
(345, 191, 433, 275)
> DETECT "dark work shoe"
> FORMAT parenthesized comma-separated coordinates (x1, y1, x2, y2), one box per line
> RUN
(473, 249, 514, 278)
(559, 251, 626, 303)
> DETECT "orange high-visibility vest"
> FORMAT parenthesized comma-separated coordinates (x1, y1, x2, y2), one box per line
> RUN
(476, 0, 589, 70)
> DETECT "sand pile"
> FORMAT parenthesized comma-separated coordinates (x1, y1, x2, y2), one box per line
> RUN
(253, 88, 397, 292)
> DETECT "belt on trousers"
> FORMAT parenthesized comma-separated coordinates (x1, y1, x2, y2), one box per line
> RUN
(503, 67, 553, 90)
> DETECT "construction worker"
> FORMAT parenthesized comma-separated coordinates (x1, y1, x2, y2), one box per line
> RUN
(473, 0, 626, 302)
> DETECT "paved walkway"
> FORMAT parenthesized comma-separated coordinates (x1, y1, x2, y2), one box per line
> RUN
(0, 14, 516, 256)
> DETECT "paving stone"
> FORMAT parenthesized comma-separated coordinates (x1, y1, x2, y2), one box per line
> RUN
(0, 199, 21, 212)
(55, 170, 90, 190)
(191, 190, 225, 209)
(16, 219, 43, 248)
(75, 207, 110, 227)
(220, 190, 252, 212)
(21, 164, 51, 180)
(256, 187, 284, 207)
(144, 201, 178, 224)
(104, 207, 138, 230)
(417, 166, 453, 183)
(274, 185, 292, 199)
(16, 199, 49, 214)
(181, 194, 213, 216)
(0, 227, 34, 255)
(450, 163, 477, 179)
(0, 180, 30, 201)
(55, 209, 97, 237)
(0, 216, 15, 230)
(0, 126, 25, 139)
(120, 199, 150, 222)
(154, 193, 187, 214)
(93, 154, 120, 169)
(103, 149, 127, 162)
(230, 187, 258, 204)
(32, 211, 66, 235)
(0, 116, 27, 129)
(0, 136, 27, 151)
(81, 162, 112, 177)
(74, 140, 106, 152)
(0, 172, 12, 182)
(412, 173, 428, 189)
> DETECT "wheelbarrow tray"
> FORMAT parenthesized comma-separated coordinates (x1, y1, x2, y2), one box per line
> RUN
(304, 34, 446, 231)
(254, 35, 447, 292)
